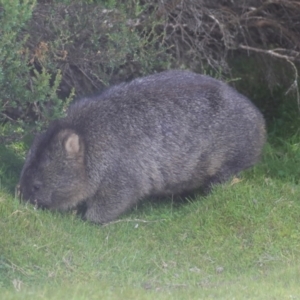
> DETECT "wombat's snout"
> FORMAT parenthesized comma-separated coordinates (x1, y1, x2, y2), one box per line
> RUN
(17, 181, 41, 207)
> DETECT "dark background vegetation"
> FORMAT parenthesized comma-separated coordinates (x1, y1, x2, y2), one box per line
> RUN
(1, 0, 300, 141)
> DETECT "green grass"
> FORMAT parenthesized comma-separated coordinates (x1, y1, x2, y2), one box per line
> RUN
(0, 125, 300, 299)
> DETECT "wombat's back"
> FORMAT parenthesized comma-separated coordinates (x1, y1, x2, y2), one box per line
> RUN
(67, 70, 265, 195)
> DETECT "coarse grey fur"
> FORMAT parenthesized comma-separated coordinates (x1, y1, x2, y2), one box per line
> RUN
(18, 70, 266, 224)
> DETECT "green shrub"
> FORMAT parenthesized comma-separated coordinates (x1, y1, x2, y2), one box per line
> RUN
(0, 0, 74, 142)
(0, 0, 35, 124)
(26, 1, 171, 97)
(0, 0, 172, 141)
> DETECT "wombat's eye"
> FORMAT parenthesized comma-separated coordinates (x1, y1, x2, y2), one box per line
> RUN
(32, 181, 42, 192)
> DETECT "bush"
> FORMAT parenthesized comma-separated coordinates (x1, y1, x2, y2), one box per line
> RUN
(150, 0, 300, 108)
(25, 1, 172, 97)
(0, 0, 72, 141)
(2, 0, 299, 142)
(0, 0, 172, 141)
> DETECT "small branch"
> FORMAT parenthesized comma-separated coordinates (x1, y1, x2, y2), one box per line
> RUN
(239, 44, 299, 61)
(103, 218, 167, 227)
(4, 259, 30, 276)
(77, 66, 101, 90)
(0, 112, 15, 122)
(284, 61, 300, 110)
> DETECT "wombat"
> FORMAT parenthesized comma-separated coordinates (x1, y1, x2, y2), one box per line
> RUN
(18, 70, 266, 224)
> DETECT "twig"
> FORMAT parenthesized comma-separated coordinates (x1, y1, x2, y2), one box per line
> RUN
(103, 218, 166, 227)
(0, 112, 15, 122)
(284, 61, 300, 111)
(239, 44, 299, 61)
(78, 67, 101, 90)
(4, 259, 30, 276)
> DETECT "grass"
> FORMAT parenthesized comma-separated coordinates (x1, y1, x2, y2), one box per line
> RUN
(0, 114, 300, 299)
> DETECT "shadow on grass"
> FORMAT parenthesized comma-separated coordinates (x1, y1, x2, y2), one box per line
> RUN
(126, 189, 208, 220)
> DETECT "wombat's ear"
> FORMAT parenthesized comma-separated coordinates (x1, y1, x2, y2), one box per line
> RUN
(58, 129, 83, 157)
(65, 133, 80, 155)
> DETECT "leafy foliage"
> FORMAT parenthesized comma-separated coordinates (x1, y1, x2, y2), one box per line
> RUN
(0, 0, 74, 142)
(25, 1, 172, 96)
(1, 0, 300, 138)
(0, 0, 172, 138)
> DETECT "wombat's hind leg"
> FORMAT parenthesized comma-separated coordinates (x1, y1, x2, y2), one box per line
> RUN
(202, 161, 247, 195)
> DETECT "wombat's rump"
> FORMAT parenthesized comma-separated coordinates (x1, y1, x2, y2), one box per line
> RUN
(19, 70, 266, 224)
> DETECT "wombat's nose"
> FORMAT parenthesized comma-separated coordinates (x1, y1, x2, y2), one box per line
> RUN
(32, 181, 42, 192)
